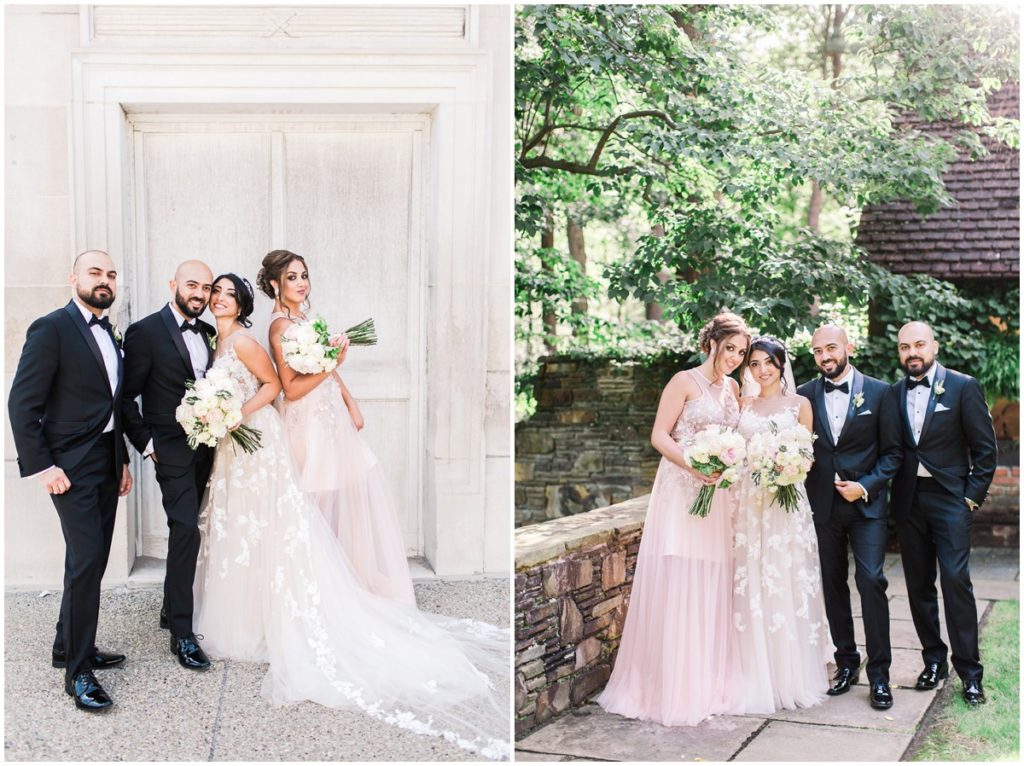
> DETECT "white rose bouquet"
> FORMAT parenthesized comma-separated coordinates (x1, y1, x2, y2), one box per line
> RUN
(280, 316, 377, 375)
(683, 425, 747, 517)
(746, 421, 816, 513)
(175, 362, 262, 453)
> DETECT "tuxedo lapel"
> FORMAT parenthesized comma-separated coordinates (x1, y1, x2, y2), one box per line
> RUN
(160, 305, 197, 379)
(814, 377, 835, 448)
(64, 301, 113, 396)
(918, 363, 946, 444)
(896, 377, 913, 441)
(835, 368, 863, 445)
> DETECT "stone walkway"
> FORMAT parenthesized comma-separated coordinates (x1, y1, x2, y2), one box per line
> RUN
(4, 577, 510, 762)
(516, 548, 1019, 762)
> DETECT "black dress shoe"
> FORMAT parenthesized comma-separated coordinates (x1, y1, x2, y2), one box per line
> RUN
(159, 607, 168, 630)
(171, 633, 210, 670)
(870, 680, 894, 709)
(962, 679, 986, 706)
(52, 647, 126, 669)
(65, 670, 113, 712)
(826, 667, 859, 696)
(915, 661, 949, 690)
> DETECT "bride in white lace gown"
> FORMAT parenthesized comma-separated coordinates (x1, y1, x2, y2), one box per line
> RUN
(727, 337, 831, 714)
(192, 275, 509, 759)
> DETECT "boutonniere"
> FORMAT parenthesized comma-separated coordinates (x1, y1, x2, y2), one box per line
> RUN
(110, 324, 123, 345)
(207, 333, 217, 351)
(933, 381, 945, 398)
(852, 392, 864, 409)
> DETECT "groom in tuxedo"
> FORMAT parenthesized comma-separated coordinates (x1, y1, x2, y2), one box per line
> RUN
(8, 250, 133, 711)
(891, 321, 996, 706)
(797, 325, 902, 710)
(122, 260, 215, 670)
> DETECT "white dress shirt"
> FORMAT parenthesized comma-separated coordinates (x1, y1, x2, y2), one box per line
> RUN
(824, 366, 854, 444)
(27, 299, 119, 479)
(906, 363, 938, 477)
(169, 301, 209, 382)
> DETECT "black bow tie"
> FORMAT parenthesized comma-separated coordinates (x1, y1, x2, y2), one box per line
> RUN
(180, 321, 201, 334)
(89, 315, 111, 332)
(824, 380, 849, 394)
(907, 377, 931, 390)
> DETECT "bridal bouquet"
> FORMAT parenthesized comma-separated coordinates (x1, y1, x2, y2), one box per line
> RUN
(175, 363, 262, 453)
(280, 316, 377, 374)
(746, 422, 816, 513)
(683, 425, 746, 517)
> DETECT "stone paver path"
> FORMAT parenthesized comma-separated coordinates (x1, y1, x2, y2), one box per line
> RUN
(516, 548, 1018, 762)
(5, 577, 509, 762)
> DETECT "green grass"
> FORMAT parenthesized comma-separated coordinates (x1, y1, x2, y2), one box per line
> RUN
(911, 599, 1020, 761)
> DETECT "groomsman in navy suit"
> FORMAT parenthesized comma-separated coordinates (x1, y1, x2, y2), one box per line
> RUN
(8, 250, 133, 711)
(798, 325, 902, 710)
(890, 321, 996, 706)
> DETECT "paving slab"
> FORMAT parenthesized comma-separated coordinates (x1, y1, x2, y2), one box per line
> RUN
(515, 704, 764, 762)
(733, 719, 912, 761)
(4, 578, 509, 762)
(514, 752, 574, 762)
(4, 658, 223, 761)
(767, 683, 936, 733)
(970, 578, 1021, 602)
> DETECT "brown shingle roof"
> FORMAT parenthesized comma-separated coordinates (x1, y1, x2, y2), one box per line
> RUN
(856, 83, 1020, 279)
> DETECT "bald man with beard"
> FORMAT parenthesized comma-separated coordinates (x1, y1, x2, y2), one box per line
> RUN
(122, 260, 216, 671)
(890, 321, 996, 706)
(797, 325, 903, 710)
(9, 250, 133, 711)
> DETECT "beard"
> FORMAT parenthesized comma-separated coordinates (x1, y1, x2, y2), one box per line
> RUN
(901, 355, 935, 377)
(175, 290, 207, 319)
(819, 356, 849, 380)
(78, 285, 114, 310)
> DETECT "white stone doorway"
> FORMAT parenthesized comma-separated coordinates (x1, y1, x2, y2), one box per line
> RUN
(125, 112, 428, 562)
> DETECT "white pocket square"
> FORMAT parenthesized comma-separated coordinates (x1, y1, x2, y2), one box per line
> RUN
(857, 409, 872, 416)
(935, 403, 951, 412)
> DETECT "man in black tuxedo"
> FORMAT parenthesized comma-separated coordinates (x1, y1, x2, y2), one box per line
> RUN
(122, 260, 215, 670)
(891, 321, 996, 706)
(797, 324, 902, 710)
(8, 250, 133, 711)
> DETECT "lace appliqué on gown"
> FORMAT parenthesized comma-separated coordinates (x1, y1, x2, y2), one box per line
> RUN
(193, 331, 510, 759)
(728, 399, 831, 714)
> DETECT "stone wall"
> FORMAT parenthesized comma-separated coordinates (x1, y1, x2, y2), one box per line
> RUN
(515, 357, 685, 526)
(517, 356, 1019, 545)
(514, 497, 647, 738)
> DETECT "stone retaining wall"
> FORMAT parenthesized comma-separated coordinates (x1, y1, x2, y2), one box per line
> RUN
(514, 497, 647, 738)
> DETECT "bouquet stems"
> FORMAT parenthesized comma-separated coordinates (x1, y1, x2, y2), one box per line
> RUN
(228, 425, 262, 455)
(344, 318, 377, 346)
(688, 485, 717, 517)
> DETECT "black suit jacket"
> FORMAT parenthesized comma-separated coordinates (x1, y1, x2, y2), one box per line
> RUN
(121, 305, 215, 467)
(8, 301, 129, 476)
(890, 364, 997, 517)
(797, 368, 902, 523)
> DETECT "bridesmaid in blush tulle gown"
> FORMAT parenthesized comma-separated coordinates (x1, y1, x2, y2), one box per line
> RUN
(258, 249, 415, 606)
(597, 312, 750, 726)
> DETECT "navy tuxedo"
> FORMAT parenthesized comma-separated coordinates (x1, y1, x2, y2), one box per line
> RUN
(8, 300, 130, 680)
(797, 368, 902, 683)
(891, 363, 996, 683)
(121, 304, 215, 636)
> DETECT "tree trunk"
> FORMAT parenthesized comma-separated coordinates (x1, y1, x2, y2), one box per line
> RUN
(807, 5, 846, 232)
(541, 211, 557, 352)
(645, 223, 668, 321)
(566, 215, 588, 324)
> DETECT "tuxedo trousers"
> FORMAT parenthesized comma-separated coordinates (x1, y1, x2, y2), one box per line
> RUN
(897, 477, 982, 682)
(814, 498, 891, 683)
(51, 432, 119, 681)
(153, 448, 212, 637)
